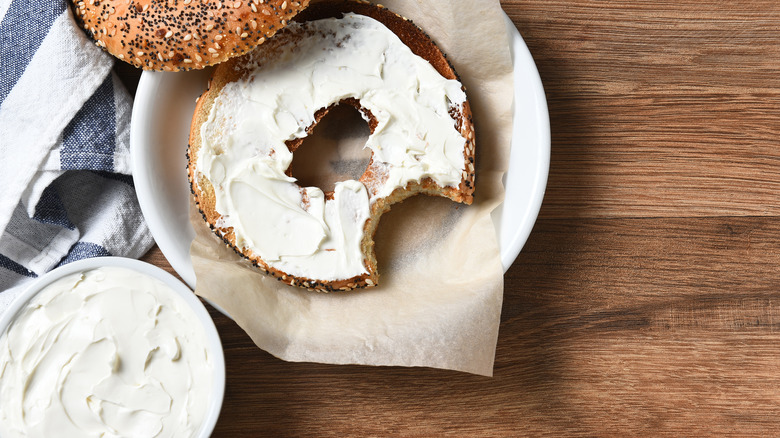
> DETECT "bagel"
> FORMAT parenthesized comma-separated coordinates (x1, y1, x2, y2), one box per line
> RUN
(71, 0, 309, 71)
(188, 1, 476, 291)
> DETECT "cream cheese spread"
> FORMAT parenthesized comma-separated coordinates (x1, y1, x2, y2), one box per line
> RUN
(0, 267, 214, 438)
(197, 14, 468, 281)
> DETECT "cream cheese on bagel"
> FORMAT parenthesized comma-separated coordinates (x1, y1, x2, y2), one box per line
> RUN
(189, 2, 476, 291)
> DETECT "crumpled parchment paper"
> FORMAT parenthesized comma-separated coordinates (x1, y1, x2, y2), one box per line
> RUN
(190, 0, 513, 376)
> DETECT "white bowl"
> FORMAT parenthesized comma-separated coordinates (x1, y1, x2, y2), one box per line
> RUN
(0, 257, 225, 438)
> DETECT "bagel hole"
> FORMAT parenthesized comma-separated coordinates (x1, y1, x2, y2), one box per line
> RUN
(290, 103, 372, 195)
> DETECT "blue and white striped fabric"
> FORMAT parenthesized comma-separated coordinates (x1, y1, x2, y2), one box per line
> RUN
(0, 0, 155, 310)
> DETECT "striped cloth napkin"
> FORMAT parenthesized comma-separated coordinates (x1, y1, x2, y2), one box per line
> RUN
(0, 0, 154, 310)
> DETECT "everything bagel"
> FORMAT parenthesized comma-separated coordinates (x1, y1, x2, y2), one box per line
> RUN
(71, 0, 309, 70)
(188, 1, 476, 291)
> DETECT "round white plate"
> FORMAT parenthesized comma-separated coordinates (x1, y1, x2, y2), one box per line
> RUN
(130, 15, 550, 288)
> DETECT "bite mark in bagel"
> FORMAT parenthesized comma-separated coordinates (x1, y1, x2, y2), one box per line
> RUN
(188, 1, 476, 291)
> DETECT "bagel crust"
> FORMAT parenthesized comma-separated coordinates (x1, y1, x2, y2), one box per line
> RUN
(71, 0, 309, 71)
(188, 1, 476, 292)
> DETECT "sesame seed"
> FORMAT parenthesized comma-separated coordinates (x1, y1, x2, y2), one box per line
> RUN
(240, 32, 248, 38)
(184, 0, 191, 3)
(118, 53, 124, 59)
(183, 34, 192, 41)
(235, 26, 241, 34)
(157, 52, 163, 61)
(214, 42, 221, 49)
(183, 58, 193, 63)
(250, 3, 256, 12)
(365, 279, 374, 286)
(195, 54, 203, 61)
(136, 50, 144, 56)
(142, 4, 148, 11)
(206, 24, 214, 30)
(208, 47, 217, 53)
(281, 0, 286, 9)
(168, 51, 174, 57)
(250, 19, 257, 29)
(262, 8, 269, 15)
(165, 30, 173, 38)
(233, 1, 241, 7)
(215, 34, 223, 41)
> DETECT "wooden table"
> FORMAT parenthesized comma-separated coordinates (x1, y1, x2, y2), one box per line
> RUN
(131, 1, 780, 435)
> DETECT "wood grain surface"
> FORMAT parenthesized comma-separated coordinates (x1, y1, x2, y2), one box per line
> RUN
(133, 1, 780, 436)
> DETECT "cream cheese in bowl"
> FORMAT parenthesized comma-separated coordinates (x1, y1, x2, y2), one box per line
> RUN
(0, 258, 225, 438)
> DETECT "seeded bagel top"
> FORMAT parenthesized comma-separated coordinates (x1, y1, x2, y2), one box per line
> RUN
(72, 0, 310, 71)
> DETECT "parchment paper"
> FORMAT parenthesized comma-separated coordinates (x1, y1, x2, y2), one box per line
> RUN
(190, 0, 514, 376)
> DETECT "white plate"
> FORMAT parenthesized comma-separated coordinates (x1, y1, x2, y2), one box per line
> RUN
(130, 15, 550, 288)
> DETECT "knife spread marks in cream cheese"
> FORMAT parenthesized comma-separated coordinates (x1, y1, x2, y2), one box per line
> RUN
(0, 267, 214, 438)
(197, 14, 468, 281)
